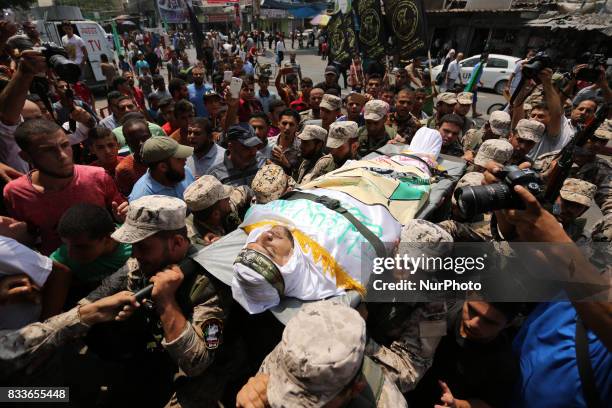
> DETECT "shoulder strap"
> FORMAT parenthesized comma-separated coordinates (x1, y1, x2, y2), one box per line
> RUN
(575, 316, 601, 408)
(282, 191, 388, 258)
(347, 357, 385, 408)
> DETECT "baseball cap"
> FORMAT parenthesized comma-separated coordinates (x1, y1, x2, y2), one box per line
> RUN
(326, 121, 358, 149)
(297, 125, 327, 142)
(515, 119, 544, 143)
(251, 164, 296, 204)
(488, 111, 512, 137)
(474, 139, 513, 167)
(263, 301, 366, 407)
(457, 92, 473, 105)
(227, 124, 262, 147)
(324, 66, 338, 76)
(593, 119, 612, 141)
(183, 175, 233, 212)
(141, 137, 193, 164)
(364, 100, 390, 121)
(559, 178, 596, 207)
(319, 94, 342, 111)
(437, 92, 457, 105)
(203, 89, 222, 100)
(111, 195, 187, 244)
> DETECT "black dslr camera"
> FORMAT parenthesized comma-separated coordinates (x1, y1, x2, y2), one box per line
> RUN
(34, 42, 81, 83)
(522, 52, 553, 82)
(454, 165, 544, 218)
(575, 52, 607, 83)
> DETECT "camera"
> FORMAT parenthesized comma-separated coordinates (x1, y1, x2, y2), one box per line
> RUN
(454, 165, 544, 218)
(575, 52, 607, 83)
(522, 52, 553, 82)
(34, 42, 81, 83)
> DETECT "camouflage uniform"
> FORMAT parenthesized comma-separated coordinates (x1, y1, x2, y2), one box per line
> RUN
(467, 138, 513, 172)
(260, 301, 407, 407)
(358, 100, 396, 157)
(427, 92, 458, 130)
(251, 163, 296, 204)
(366, 220, 452, 393)
(440, 139, 465, 157)
(184, 176, 251, 246)
(557, 178, 597, 242)
(295, 125, 328, 183)
(299, 108, 318, 124)
(387, 112, 422, 143)
(300, 121, 358, 184)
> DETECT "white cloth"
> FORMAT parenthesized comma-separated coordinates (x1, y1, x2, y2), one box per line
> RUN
(99, 114, 118, 130)
(528, 116, 574, 160)
(0, 118, 29, 173)
(447, 60, 461, 81)
(61, 34, 86, 64)
(276, 40, 285, 53)
(409, 127, 443, 160)
(0, 236, 52, 329)
(62, 121, 90, 145)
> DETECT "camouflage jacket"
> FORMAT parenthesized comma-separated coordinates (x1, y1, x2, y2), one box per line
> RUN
(441, 139, 465, 158)
(365, 302, 448, 393)
(438, 214, 493, 242)
(295, 153, 324, 184)
(357, 126, 396, 158)
(462, 128, 484, 153)
(387, 112, 422, 144)
(534, 152, 612, 218)
(299, 154, 338, 185)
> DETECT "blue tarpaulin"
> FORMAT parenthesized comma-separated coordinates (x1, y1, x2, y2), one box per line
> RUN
(289, 6, 325, 18)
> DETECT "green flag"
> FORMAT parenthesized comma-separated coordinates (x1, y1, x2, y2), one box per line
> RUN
(111, 21, 124, 57)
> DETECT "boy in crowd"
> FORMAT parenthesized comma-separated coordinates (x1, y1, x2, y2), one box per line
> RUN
(88, 127, 124, 177)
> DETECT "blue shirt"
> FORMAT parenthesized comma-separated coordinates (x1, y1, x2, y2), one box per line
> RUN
(513, 302, 611, 407)
(188, 83, 212, 117)
(128, 167, 195, 202)
(135, 60, 150, 76)
(243, 61, 255, 76)
(186, 143, 226, 177)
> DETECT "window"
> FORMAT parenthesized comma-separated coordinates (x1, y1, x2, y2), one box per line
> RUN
(461, 58, 478, 68)
(486, 58, 509, 69)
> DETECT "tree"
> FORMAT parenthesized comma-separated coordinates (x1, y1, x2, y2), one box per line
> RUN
(0, 0, 35, 9)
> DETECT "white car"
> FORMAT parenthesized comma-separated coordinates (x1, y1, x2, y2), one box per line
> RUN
(432, 54, 520, 94)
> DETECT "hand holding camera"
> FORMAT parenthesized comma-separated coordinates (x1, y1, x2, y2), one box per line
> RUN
(17, 49, 47, 76)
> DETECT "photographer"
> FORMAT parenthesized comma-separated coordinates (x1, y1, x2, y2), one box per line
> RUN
(479, 160, 611, 406)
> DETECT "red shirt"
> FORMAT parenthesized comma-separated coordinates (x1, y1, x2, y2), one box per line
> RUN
(3, 165, 126, 255)
(132, 86, 146, 110)
(162, 122, 177, 136)
(115, 155, 148, 196)
(91, 156, 124, 177)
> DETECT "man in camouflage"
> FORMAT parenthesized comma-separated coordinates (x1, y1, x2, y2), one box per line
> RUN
(468, 138, 514, 172)
(236, 301, 408, 407)
(427, 92, 457, 129)
(437, 113, 466, 157)
(300, 121, 359, 184)
(508, 119, 544, 165)
(534, 119, 612, 224)
(294, 124, 327, 183)
(251, 163, 296, 204)
(462, 111, 512, 162)
(365, 220, 451, 393)
(387, 88, 422, 144)
(454, 92, 476, 135)
(357, 99, 397, 157)
(553, 178, 597, 242)
(183, 175, 251, 246)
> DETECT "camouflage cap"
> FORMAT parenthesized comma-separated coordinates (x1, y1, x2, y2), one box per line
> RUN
(141, 137, 193, 164)
(264, 301, 366, 407)
(593, 119, 612, 141)
(488, 111, 512, 137)
(457, 92, 473, 105)
(251, 164, 296, 204)
(183, 175, 233, 212)
(452, 172, 484, 206)
(515, 119, 545, 143)
(326, 121, 358, 149)
(559, 178, 596, 207)
(111, 195, 187, 244)
(399, 219, 453, 260)
(437, 92, 457, 105)
(319, 94, 342, 111)
(363, 99, 390, 121)
(297, 125, 327, 142)
(474, 139, 513, 167)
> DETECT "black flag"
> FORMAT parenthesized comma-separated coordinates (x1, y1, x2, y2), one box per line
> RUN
(327, 11, 357, 64)
(383, 0, 428, 59)
(355, 0, 387, 60)
(185, 2, 205, 62)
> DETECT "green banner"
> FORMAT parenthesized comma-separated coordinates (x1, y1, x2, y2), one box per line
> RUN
(383, 0, 428, 59)
(327, 11, 357, 64)
(355, 0, 386, 60)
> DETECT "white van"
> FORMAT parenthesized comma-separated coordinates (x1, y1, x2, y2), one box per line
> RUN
(35, 19, 115, 91)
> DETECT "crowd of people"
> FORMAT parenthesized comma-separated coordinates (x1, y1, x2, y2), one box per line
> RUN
(0, 17, 611, 408)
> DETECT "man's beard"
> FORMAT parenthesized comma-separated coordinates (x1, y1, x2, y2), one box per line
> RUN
(165, 167, 185, 183)
(194, 140, 213, 154)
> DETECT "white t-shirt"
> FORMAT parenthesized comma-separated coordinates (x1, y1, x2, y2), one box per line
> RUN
(276, 41, 285, 53)
(447, 60, 461, 81)
(529, 115, 574, 159)
(62, 34, 86, 64)
(0, 236, 53, 329)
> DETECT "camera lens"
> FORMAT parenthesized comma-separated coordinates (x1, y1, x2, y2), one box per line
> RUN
(48, 54, 81, 83)
(454, 183, 514, 218)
